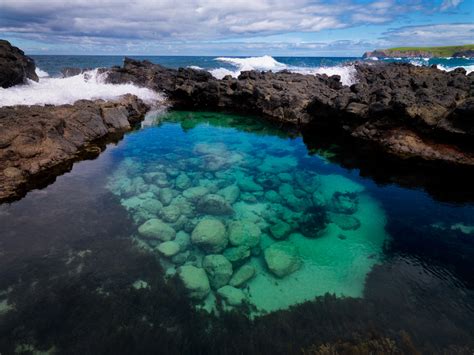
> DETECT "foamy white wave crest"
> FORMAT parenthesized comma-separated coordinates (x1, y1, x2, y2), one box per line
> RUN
(211, 55, 357, 86)
(293, 66, 357, 86)
(409, 60, 474, 74)
(216, 55, 288, 72)
(437, 64, 474, 74)
(0, 69, 163, 107)
(35, 67, 49, 78)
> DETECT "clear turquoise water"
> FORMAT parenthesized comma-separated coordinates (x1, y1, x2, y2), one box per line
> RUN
(0, 111, 473, 352)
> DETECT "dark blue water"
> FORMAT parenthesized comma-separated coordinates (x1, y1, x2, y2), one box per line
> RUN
(0, 111, 473, 353)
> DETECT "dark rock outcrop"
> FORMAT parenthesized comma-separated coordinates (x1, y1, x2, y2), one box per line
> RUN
(0, 39, 38, 88)
(453, 49, 474, 58)
(0, 94, 149, 201)
(105, 59, 474, 166)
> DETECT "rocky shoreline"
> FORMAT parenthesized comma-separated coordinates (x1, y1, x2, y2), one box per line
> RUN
(0, 95, 149, 202)
(105, 58, 474, 165)
(1, 40, 474, 202)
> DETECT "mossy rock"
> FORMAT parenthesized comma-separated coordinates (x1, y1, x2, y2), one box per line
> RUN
(264, 241, 301, 278)
(228, 220, 261, 248)
(203, 254, 233, 289)
(138, 218, 176, 241)
(178, 265, 210, 300)
(191, 219, 228, 253)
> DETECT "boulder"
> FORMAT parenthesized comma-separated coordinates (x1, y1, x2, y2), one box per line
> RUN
(217, 185, 240, 204)
(0, 39, 38, 88)
(217, 285, 246, 306)
(175, 173, 191, 190)
(264, 241, 301, 278)
(178, 265, 210, 300)
(183, 186, 209, 202)
(228, 220, 261, 248)
(330, 191, 358, 214)
(138, 218, 176, 241)
(223, 245, 251, 266)
(157, 241, 181, 257)
(202, 254, 233, 289)
(197, 194, 233, 215)
(161, 205, 181, 223)
(191, 219, 228, 253)
(158, 188, 174, 206)
(229, 264, 256, 287)
(270, 221, 292, 240)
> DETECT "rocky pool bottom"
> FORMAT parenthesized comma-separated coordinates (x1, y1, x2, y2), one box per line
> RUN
(0, 111, 473, 354)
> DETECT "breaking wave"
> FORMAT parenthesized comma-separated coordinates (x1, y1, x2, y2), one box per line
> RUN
(210, 55, 357, 86)
(0, 69, 163, 107)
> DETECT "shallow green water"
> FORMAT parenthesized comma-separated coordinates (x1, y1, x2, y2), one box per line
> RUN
(107, 111, 389, 313)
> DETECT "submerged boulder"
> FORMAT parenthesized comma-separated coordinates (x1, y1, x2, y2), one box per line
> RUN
(183, 186, 209, 202)
(217, 185, 240, 204)
(138, 218, 176, 241)
(264, 241, 301, 278)
(175, 173, 191, 190)
(191, 219, 228, 253)
(157, 241, 181, 257)
(217, 285, 246, 306)
(178, 265, 210, 300)
(223, 245, 251, 266)
(228, 220, 261, 248)
(229, 264, 256, 288)
(202, 254, 233, 289)
(197, 194, 233, 215)
(270, 221, 292, 240)
(330, 191, 358, 214)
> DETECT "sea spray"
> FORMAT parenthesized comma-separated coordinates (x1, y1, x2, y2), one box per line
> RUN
(0, 69, 164, 107)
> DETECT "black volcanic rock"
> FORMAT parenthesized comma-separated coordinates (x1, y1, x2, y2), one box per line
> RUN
(0, 39, 38, 88)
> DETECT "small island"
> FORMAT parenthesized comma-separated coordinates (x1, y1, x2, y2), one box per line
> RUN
(363, 44, 474, 58)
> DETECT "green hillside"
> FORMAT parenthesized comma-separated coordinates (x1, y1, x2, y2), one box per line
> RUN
(386, 44, 474, 56)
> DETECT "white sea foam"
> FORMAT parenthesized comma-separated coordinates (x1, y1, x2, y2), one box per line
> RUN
(210, 55, 357, 86)
(35, 67, 49, 78)
(437, 64, 474, 74)
(0, 69, 163, 107)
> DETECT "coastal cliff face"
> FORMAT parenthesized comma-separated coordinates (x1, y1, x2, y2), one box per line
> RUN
(106, 58, 474, 166)
(363, 46, 474, 59)
(0, 95, 149, 201)
(0, 39, 38, 88)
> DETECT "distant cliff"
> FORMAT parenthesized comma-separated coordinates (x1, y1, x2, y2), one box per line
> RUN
(363, 45, 474, 58)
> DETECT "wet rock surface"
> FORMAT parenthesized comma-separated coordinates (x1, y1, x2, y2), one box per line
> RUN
(106, 58, 474, 167)
(0, 39, 38, 88)
(0, 94, 149, 201)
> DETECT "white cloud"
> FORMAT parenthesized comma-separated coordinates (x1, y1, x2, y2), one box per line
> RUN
(383, 23, 474, 45)
(440, 0, 463, 11)
(0, 0, 425, 44)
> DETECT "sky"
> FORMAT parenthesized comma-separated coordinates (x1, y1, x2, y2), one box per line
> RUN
(0, 0, 473, 56)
